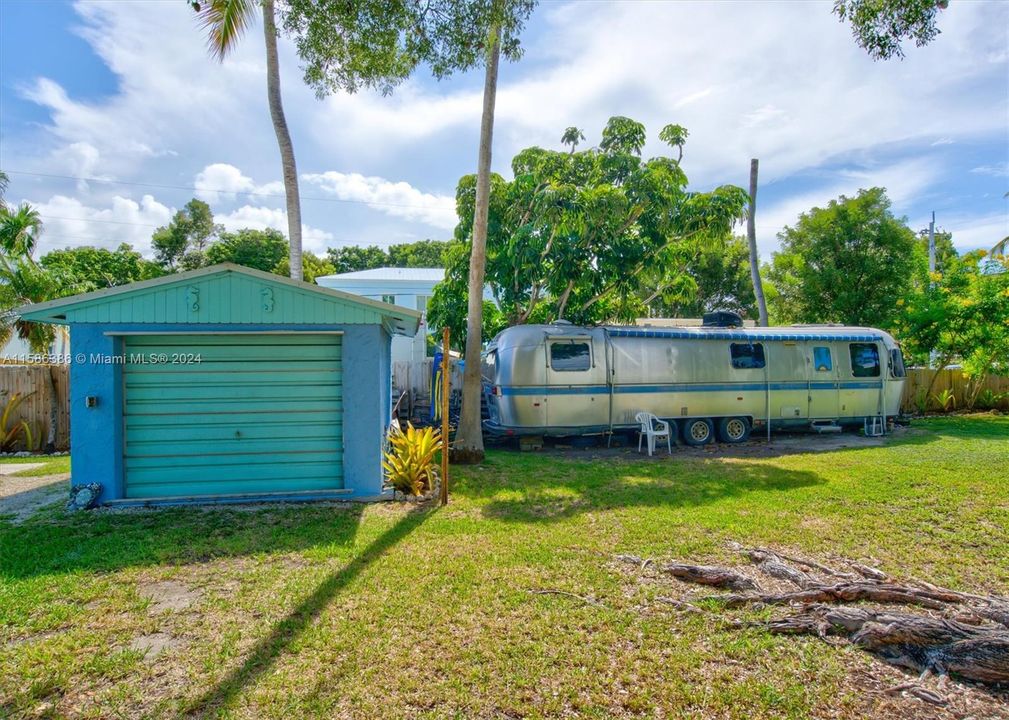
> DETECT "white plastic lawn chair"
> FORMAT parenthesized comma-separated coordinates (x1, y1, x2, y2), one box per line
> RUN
(635, 412, 672, 456)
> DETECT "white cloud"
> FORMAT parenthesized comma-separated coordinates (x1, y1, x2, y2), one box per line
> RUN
(30, 194, 173, 255)
(302, 171, 457, 230)
(970, 162, 1009, 177)
(194, 163, 284, 203)
(216, 205, 334, 254)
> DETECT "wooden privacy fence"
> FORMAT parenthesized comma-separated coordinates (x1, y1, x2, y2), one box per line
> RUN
(901, 368, 1009, 413)
(0, 364, 70, 451)
(392, 358, 463, 423)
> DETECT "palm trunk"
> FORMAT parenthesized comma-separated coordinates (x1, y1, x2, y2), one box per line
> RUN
(262, 0, 303, 281)
(747, 158, 769, 326)
(45, 364, 57, 453)
(453, 23, 501, 464)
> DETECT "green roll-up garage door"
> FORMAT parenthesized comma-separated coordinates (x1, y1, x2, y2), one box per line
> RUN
(123, 334, 343, 499)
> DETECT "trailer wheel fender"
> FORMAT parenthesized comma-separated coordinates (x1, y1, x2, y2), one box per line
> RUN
(682, 418, 715, 446)
(717, 416, 751, 444)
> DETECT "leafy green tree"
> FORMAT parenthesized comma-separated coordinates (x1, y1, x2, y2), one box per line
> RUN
(40, 244, 163, 290)
(274, 250, 335, 283)
(896, 252, 1009, 405)
(833, 0, 948, 60)
(387, 239, 454, 268)
(643, 236, 757, 319)
(326, 245, 389, 274)
(151, 199, 219, 269)
(205, 228, 288, 272)
(427, 116, 749, 336)
(192, 0, 305, 281)
(764, 188, 917, 329)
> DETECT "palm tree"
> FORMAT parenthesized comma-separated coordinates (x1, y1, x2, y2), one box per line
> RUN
(0, 204, 67, 452)
(746, 159, 769, 326)
(453, 22, 502, 465)
(561, 127, 585, 154)
(193, 0, 303, 281)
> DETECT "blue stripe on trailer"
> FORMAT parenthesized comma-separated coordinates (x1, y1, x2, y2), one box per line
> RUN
(607, 328, 883, 342)
(499, 381, 882, 396)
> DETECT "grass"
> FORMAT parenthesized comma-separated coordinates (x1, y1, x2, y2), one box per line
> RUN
(1, 416, 1007, 719)
(0, 455, 71, 477)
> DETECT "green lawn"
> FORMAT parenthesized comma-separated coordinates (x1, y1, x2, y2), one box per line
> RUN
(1, 416, 1007, 719)
(1, 455, 72, 477)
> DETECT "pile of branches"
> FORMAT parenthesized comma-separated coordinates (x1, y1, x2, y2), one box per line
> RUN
(616, 544, 1009, 704)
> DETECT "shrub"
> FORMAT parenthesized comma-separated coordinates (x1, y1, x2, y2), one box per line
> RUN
(1, 392, 36, 452)
(930, 388, 957, 413)
(382, 423, 442, 497)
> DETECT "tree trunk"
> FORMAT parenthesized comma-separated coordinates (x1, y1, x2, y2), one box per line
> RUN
(747, 159, 769, 326)
(262, 0, 303, 282)
(453, 23, 501, 465)
(45, 364, 57, 453)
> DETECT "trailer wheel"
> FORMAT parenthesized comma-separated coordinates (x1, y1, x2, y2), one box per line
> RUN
(682, 418, 714, 446)
(718, 416, 751, 444)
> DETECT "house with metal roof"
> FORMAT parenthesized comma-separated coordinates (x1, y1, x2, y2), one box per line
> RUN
(18, 263, 420, 506)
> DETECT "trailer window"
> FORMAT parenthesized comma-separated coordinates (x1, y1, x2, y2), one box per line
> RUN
(729, 343, 765, 369)
(813, 346, 832, 372)
(849, 343, 880, 377)
(889, 348, 906, 378)
(550, 342, 591, 371)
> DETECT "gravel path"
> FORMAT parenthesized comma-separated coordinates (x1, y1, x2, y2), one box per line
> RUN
(0, 472, 68, 522)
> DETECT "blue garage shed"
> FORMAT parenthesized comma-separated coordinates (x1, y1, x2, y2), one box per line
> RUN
(19, 263, 420, 506)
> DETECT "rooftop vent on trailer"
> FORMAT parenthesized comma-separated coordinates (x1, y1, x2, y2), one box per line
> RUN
(701, 310, 744, 328)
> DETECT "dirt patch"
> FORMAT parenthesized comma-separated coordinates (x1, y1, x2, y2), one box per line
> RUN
(0, 473, 68, 523)
(139, 580, 202, 614)
(129, 632, 182, 659)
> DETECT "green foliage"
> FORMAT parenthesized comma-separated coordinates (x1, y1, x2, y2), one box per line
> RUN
(896, 254, 1009, 390)
(273, 250, 335, 283)
(191, 0, 257, 61)
(975, 389, 1009, 411)
(151, 199, 219, 269)
(560, 127, 585, 152)
(765, 188, 917, 329)
(204, 228, 288, 272)
(387, 239, 455, 268)
(931, 388, 957, 413)
(0, 392, 37, 453)
(382, 423, 442, 496)
(326, 239, 455, 273)
(40, 244, 163, 291)
(0, 203, 43, 257)
(833, 0, 946, 60)
(429, 116, 748, 337)
(644, 235, 757, 319)
(282, 0, 536, 98)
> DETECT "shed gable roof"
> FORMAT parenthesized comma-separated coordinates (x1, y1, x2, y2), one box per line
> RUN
(18, 263, 421, 335)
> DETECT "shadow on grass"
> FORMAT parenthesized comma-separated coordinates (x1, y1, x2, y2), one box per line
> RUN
(0, 502, 366, 580)
(459, 455, 828, 524)
(185, 506, 431, 716)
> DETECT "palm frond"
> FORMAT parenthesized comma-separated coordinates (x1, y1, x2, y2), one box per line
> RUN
(0, 202, 42, 258)
(195, 0, 257, 62)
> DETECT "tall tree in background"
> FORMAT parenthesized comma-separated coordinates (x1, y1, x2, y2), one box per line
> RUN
(151, 199, 219, 269)
(747, 159, 769, 326)
(40, 244, 163, 290)
(192, 0, 304, 281)
(833, 0, 947, 60)
(455, 22, 503, 465)
(764, 187, 917, 328)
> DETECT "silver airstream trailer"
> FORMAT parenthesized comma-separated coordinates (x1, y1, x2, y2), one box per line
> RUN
(481, 317, 906, 444)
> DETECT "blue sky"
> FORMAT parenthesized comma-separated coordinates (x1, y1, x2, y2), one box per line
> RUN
(1, 0, 1007, 261)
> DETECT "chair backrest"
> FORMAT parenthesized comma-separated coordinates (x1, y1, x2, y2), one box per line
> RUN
(635, 411, 658, 430)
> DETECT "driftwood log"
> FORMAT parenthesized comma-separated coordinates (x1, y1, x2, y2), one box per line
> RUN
(620, 545, 1009, 691)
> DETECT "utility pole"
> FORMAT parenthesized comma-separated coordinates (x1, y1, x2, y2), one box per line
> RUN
(928, 211, 936, 278)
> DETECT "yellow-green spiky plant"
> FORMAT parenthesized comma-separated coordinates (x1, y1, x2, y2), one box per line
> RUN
(382, 423, 442, 497)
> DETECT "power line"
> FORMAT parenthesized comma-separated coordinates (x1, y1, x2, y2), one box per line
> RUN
(39, 213, 161, 228)
(4, 169, 451, 212)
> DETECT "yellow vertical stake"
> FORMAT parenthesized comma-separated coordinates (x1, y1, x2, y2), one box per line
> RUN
(440, 327, 451, 506)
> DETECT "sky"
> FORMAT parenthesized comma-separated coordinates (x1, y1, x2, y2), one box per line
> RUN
(1, 0, 1007, 264)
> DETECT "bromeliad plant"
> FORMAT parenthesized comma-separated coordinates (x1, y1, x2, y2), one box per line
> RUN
(382, 423, 443, 497)
(1, 392, 36, 453)
(931, 388, 957, 413)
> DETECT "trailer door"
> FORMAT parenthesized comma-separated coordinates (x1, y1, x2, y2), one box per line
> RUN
(544, 336, 608, 431)
(808, 344, 839, 419)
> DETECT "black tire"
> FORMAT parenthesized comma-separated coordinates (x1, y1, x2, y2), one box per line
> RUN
(682, 418, 715, 446)
(717, 416, 751, 444)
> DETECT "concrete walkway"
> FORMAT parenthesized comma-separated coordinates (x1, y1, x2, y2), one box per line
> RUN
(0, 469, 68, 523)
